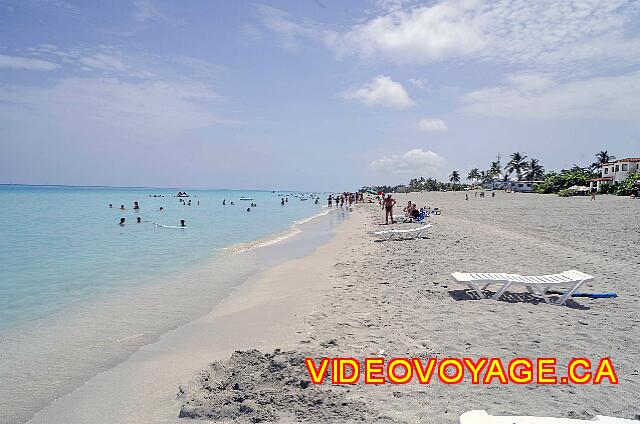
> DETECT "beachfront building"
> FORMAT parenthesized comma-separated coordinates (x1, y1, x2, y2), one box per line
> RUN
(590, 157, 640, 191)
(482, 178, 541, 192)
(508, 180, 544, 193)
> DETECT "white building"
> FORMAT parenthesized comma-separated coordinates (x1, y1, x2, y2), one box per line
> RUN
(590, 157, 640, 191)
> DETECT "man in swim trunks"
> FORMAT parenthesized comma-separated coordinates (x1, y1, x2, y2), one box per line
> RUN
(382, 194, 396, 224)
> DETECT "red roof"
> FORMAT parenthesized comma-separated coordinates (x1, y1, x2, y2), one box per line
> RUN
(591, 177, 613, 181)
(619, 158, 640, 162)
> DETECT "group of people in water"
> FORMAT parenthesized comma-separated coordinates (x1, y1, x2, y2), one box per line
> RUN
(110, 201, 186, 227)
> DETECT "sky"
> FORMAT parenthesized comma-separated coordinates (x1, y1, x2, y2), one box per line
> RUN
(0, 0, 639, 191)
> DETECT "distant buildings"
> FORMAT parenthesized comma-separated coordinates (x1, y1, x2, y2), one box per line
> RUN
(590, 157, 640, 191)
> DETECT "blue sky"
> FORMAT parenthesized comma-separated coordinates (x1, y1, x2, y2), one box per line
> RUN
(1, 0, 639, 190)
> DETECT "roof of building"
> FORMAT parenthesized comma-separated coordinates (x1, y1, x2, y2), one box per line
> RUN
(601, 158, 640, 166)
(591, 177, 614, 181)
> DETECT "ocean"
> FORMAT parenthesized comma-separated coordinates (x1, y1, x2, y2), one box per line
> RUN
(0, 184, 341, 423)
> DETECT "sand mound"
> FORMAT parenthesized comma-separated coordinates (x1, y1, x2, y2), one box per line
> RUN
(177, 349, 375, 423)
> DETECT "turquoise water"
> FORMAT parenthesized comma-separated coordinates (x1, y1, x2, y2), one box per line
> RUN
(0, 185, 326, 334)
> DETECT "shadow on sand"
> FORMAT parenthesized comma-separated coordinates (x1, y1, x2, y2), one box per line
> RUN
(448, 289, 590, 310)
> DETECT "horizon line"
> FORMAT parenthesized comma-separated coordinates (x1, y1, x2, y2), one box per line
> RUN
(0, 183, 331, 192)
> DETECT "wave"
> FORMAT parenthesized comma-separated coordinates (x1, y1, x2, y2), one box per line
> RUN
(226, 209, 333, 254)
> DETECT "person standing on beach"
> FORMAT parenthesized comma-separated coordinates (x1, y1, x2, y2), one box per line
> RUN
(591, 190, 596, 201)
(328, 195, 332, 207)
(382, 194, 396, 224)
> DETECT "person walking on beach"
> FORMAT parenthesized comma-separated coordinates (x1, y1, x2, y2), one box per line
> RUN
(382, 194, 396, 224)
(465, 193, 469, 201)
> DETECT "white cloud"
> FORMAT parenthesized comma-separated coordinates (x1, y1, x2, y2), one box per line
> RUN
(330, 1, 488, 63)
(462, 71, 640, 120)
(329, 0, 640, 67)
(418, 118, 448, 131)
(256, 5, 321, 50)
(409, 78, 429, 90)
(342, 75, 415, 108)
(371, 148, 446, 175)
(133, 0, 184, 25)
(0, 77, 222, 137)
(0, 54, 59, 71)
(79, 53, 127, 72)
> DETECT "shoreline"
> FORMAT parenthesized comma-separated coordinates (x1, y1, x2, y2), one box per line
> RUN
(26, 202, 358, 424)
(1, 205, 344, 424)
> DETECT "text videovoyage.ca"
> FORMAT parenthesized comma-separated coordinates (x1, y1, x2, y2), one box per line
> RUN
(304, 357, 618, 385)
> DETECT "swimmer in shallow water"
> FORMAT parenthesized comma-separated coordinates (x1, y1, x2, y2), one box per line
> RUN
(223, 199, 226, 205)
(109, 204, 113, 208)
(247, 207, 250, 212)
(119, 218, 126, 226)
(180, 219, 186, 227)
(160, 206, 164, 211)
(133, 201, 139, 210)
(137, 217, 141, 223)
(120, 205, 125, 210)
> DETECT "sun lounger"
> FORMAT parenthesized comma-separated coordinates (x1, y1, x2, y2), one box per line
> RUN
(449, 272, 517, 299)
(373, 223, 433, 240)
(460, 410, 639, 423)
(451, 270, 594, 306)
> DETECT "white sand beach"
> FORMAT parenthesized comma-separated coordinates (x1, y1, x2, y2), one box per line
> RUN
(28, 192, 639, 423)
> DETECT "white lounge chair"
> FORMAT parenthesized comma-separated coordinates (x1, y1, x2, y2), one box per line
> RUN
(449, 272, 517, 299)
(373, 223, 433, 240)
(450, 270, 594, 305)
(460, 410, 639, 423)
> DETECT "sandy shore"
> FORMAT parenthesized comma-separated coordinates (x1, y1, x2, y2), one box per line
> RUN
(28, 192, 639, 423)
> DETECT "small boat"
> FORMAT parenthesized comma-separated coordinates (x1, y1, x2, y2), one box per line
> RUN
(239, 197, 254, 201)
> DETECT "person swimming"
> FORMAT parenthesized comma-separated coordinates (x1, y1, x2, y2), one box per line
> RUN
(223, 199, 226, 205)
(160, 206, 164, 211)
(281, 198, 285, 205)
(246, 207, 250, 212)
(119, 205, 125, 210)
(119, 218, 125, 226)
(230, 201, 234, 205)
(108, 204, 113, 208)
(136, 217, 141, 223)
(133, 201, 140, 210)
(180, 219, 186, 227)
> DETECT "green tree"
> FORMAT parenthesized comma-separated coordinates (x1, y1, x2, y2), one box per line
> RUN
(591, 150, 615, 172)
(505, 152, 528, 180)
(524, 158, 545, 181)
(467, 168, 481, 185)
(449, 170, 461, 185)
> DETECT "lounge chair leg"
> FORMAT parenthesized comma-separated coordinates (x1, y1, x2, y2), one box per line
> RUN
(468, 283, 486, 299)
(491, 282, 512, 300)
(555, 280, 587, 305)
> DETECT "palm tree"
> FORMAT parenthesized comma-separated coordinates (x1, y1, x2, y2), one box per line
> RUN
(488, 160, 501, 178)
(592, 150, 615, 172)
(467, 168, 480, 186)
(505, 152, 528, 180)
(524, 158, 545, 181)
(449, 170, 461, 185)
